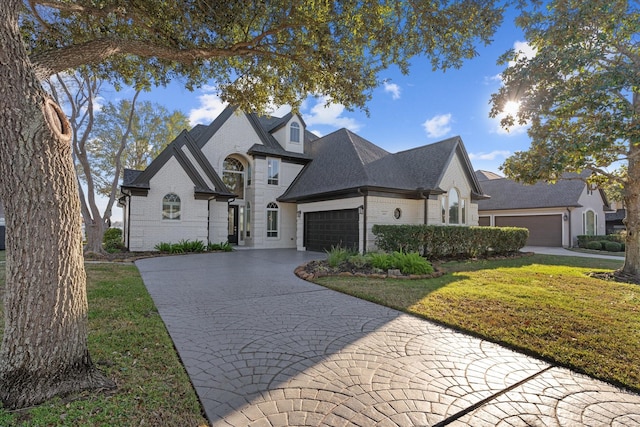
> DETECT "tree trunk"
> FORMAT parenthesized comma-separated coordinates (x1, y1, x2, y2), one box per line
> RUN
(0, 1, 114, 409)
(84, 219, 107, 253)
(620, 139, 640, 282)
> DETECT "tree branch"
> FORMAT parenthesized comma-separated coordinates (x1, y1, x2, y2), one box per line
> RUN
(30, 37, 271, 79)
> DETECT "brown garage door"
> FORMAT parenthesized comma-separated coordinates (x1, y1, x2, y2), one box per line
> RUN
(495, 215, 562, 246)
(478, 216, 490, 226)
(304, 209, 359, 252)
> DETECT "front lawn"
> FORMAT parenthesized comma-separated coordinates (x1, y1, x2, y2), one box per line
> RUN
(0, 261, 208, 426)
(313, 254, 640, 393)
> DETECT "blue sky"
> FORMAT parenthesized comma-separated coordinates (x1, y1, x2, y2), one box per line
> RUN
(107, 11, 535, 222)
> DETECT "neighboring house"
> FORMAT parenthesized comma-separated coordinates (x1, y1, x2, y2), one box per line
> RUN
(120, 106, 487, 253)
(0, 201, 4, 251)
(606, 200, 626, 234)
(476, 170, 611, 247)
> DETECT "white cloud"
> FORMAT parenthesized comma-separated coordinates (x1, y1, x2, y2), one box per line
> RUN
(188, 88, 227, 126)
(383, 81, 401, 100)
(302, 96, 362, 132)
(469, 150, 511, 161)
(509, 40, 537, 66)
(422, 113, 452, 138)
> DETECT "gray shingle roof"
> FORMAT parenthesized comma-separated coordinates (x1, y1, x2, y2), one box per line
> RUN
(476, 172, 589, 211)
(121, 130, 234, 198)
(279, 132, 485, 201)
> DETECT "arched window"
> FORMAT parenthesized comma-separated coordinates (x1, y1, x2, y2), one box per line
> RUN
(266, 202, 279, 238)
(448, 188, 460, 224)
(583, 210, 597, 235)
(162, 193, 181, 220)
(290, 122, 300, 143)
(223, 156, 245, 199)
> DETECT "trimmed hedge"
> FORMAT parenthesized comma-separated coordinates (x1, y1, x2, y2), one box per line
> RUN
(604, 241, 622, 252)
(585, 241, 602, 250)
(577, 234, 623, 248)
(372, 225, 528, 258)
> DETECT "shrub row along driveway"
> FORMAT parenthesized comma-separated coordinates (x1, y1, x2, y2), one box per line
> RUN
(136, 249, 640, 426)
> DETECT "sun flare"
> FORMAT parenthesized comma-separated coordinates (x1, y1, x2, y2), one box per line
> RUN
(503, 100, 521, 116)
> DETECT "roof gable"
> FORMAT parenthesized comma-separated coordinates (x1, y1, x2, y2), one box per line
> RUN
(121, 130, 234, 198)
(477, 172, 591, 211)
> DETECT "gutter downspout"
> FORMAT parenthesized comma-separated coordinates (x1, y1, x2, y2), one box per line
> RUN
(566, 207, 572, 247)
(417, 188, 427, 224)
(358, 188, 367, 254)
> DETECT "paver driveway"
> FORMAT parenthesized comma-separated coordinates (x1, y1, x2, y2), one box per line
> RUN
(136, 249, 640, 426)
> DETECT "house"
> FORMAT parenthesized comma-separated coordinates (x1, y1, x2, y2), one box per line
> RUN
(120, 106, 487, 253)
(476, 170, 611, 247)
(605, 200, 626, 235)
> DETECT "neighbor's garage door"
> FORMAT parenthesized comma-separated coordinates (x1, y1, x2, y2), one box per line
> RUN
(495, 215, 562, 247)
(304, 209, 359, 252)
(478, 216, 490, 226)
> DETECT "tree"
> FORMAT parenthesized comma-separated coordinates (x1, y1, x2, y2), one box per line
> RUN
(1, 0, 504, 409)
(90, 99, 190, 174)
(489, 0, 640, 281)
(46, 71, 139, 254)
(48, 70, 189, 254)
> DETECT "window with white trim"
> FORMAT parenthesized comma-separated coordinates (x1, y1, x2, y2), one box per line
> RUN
(223, 157, 245, 199)
(162, 193, 181, 220)
(448, 188, 460, 224)
(441, 197, 446, 223)
(266, 202, 279, 237)
(268, 158, 279, 185)
(290, 122, 300, 143)
(583, 210, 597, 235)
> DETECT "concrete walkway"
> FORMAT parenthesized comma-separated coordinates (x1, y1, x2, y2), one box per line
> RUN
(523, 246, 625, 259)
(136, 250, 640, 426)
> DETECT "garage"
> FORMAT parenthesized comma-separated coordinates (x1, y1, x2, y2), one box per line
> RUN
(304, 209, 359, 252)
(495, 215, 562, 247)
(478, 216, 490, 226)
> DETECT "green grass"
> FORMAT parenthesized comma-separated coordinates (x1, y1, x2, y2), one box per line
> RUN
(314, 254, 640, 393)
(0, 260, 208, 426)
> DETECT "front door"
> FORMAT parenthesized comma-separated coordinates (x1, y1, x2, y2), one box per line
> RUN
(228, 205, 239, 244)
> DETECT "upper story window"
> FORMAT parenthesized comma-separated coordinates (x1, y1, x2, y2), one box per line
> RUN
(290, 122, 300, 143)
(246, 162, 252, 186)
(448, 188, 460, 224)
(268, 158, 279, 185)
(223, 156, 245, 199)
(266, 202, 279, 238)
(162, 193, 181, 220)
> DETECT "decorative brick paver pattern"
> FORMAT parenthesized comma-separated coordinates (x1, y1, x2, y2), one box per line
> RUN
(137, 250, 640, 426)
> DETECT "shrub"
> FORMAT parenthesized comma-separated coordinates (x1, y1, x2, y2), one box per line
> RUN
(372, 225, 528, 258)
(348, 253, 370, 269)
(102, 227, 125, 252)
(604, 241, 622, 252)
(577, 234, 623, 248)
(391, 251, 434, 275)
(585, 241, 602, 250)
(154, 242, 173, 253)
(326, 245, 355, 267)
(177, 239, 206, 253)
(368, 252, 393, 271)
(207, 241, 233, 252)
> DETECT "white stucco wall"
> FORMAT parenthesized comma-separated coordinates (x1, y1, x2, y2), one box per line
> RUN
(434, 153, 479, 226)
(127, 157, 209, 251)
(572, 186, 607, 243)
(366, 196, 424, 251)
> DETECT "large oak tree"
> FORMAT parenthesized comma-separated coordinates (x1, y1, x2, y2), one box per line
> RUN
(490, 0, 640, 281)
(0, 0, 504, 408)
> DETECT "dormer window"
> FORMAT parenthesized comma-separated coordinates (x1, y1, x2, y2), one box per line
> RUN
(290, 122, 300, 143)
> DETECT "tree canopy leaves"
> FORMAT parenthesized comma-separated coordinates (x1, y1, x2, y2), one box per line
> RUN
(490, 0, 639, 185)
(23, 0, 504, 113)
